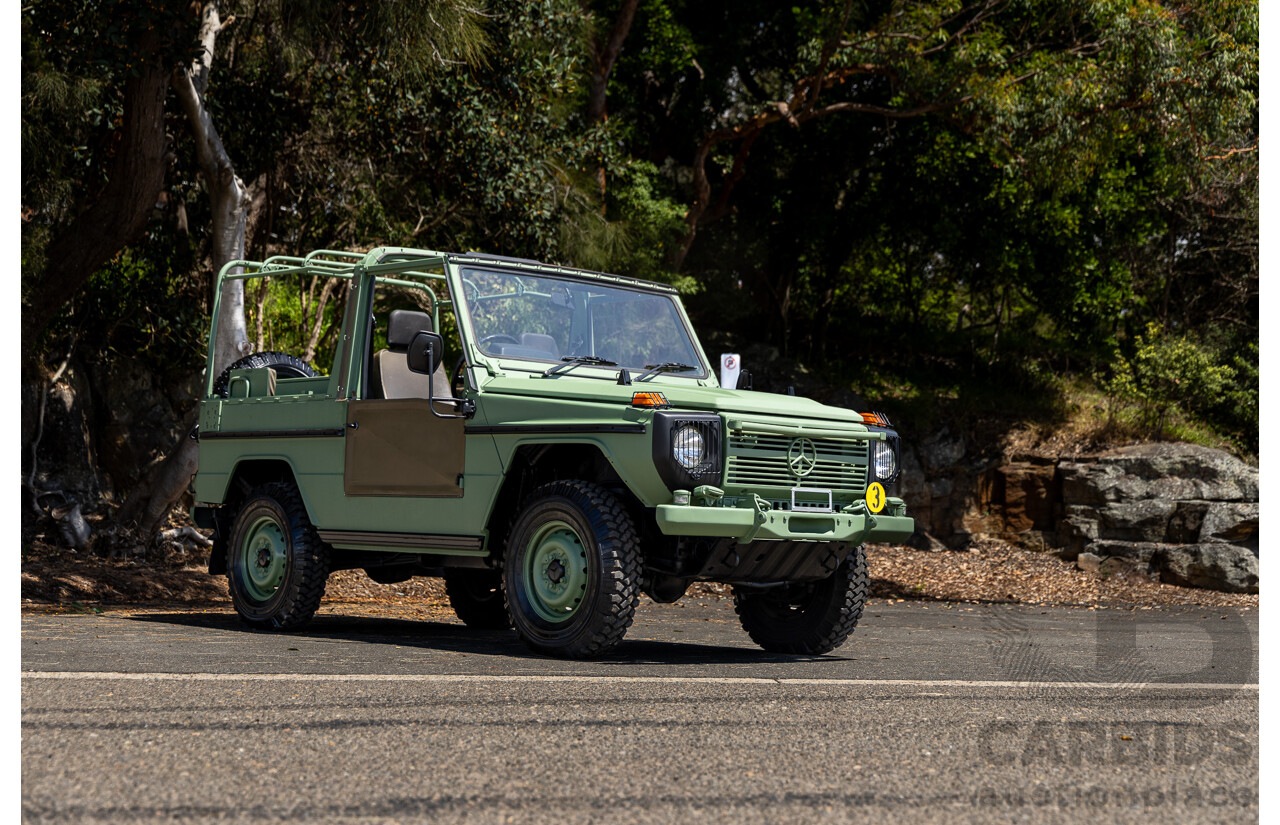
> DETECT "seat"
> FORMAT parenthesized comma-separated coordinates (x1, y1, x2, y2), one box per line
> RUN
(369, 309, 448, 399)
(520, 333, 560, 359)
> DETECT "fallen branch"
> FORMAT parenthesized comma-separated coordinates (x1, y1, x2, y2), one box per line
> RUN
(157, 526, 214, 548)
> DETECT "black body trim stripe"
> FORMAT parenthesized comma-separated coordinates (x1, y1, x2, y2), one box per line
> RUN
(318, 530, 484, 551)
(465, 423, 646, 436)
(201, 428, 345, 440)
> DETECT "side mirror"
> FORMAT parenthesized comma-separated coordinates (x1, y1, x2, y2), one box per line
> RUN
(407, 331, 444, 375)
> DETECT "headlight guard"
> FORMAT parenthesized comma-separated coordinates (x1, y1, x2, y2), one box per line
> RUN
(651, 412, 721, 490)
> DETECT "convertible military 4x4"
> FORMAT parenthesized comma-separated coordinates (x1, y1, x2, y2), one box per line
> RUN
(192, 247, 913, 657)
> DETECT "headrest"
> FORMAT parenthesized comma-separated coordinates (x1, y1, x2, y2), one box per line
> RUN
(387, 309, 432, 350)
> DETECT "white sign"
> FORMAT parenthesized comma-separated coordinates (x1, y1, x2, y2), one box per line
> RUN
(720, 353, 741, 389)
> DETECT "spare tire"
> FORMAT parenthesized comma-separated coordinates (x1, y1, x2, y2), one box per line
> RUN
(212, 351, 318, 397)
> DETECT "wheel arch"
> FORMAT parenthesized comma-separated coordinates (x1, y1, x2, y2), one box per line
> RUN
(483, 441, 649, 563)
(207, 457, 318, 575)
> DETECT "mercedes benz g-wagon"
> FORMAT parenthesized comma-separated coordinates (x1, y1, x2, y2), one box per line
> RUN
(192, 248, 913, 657)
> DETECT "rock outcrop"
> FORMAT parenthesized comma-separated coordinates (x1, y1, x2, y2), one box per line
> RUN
(900, 437, 1258, 594)
(1055, 445, 1258, 593)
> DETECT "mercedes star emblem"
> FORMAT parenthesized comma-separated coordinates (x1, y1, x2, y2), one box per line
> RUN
(787, 437, 818, 478)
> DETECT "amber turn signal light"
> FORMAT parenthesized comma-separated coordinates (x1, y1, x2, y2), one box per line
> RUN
(861, 411, 892, 427)
(631, 392, 670, 409)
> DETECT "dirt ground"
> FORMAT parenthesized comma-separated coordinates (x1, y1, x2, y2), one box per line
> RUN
(21, 533, 1257, 614)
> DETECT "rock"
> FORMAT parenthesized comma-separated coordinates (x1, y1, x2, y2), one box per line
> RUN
(1059, 443, 1257, 505)
(1082, 540, 1162, 564)
(1058, 500, 1178, 549)
(1097, 556, 1154, 578)
(1198, 502, 1259, 549)
(897, 444, 932, 535)
(1153, 544, 1259, 594)
(1095, 500, 1179, 542)
(998, 462, 1058, 531)
(1076, 552, 1103, 573)
(1075, 543, 1161, 579)
(1056, 513, 1099, 560)
(1164, 501, 1210, 544)
(920, 427, 965, 473)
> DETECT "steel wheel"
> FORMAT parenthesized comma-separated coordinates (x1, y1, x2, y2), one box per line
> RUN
(522, 520, 590, 623)
(504, 480, 641, 658)
(227, 482, 330, 630)
(238, 515, 288, 602)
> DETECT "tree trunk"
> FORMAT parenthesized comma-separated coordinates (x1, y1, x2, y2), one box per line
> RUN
(303, 278, 340, 362)
(586, 0, 640, 207)
(22, 31, 170, 352)
(587, 0, 640, 122)
(174, 2, 252, 378)
(122, 2, 252, 536)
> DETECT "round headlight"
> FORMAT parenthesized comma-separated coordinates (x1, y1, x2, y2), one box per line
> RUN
(872, 440, 897, 480)
(673, 426, 705, 470)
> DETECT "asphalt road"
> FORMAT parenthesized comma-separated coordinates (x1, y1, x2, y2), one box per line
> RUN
(22, 597, 1258, 824)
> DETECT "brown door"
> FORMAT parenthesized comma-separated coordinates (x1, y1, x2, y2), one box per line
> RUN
(344, 399, 465, 496)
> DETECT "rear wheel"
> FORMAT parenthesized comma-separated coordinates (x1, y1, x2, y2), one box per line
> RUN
(504, 481, 641, 658)
(732, 545, 867, 655)
(227, 482, 329, 630)
(444, 569, 510, 629)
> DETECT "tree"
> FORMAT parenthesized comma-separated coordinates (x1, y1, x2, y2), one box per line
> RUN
(120, 0, 492, 534)
(21, 3, 195, 354)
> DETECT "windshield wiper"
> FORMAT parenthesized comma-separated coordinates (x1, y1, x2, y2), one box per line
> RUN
(636, 362, 697, 381)
(543, 355, 618, 377)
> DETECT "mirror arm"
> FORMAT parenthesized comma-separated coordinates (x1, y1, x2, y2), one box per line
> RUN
(426, 342, 475, 419)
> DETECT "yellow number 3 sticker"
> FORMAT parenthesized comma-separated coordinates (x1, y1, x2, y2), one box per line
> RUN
(865, 482, 887, 514)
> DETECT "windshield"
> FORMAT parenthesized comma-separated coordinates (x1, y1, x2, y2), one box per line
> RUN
(459, 268, 706, 376)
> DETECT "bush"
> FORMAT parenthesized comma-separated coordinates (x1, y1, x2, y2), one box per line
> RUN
(1104, 323, 1235, 435)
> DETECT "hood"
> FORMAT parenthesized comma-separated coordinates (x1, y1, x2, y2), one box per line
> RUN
(482, 374, 866, 425)
(645, 384, 865, 424)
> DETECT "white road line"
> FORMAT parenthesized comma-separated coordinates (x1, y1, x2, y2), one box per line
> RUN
(20, 672, 1259, 690)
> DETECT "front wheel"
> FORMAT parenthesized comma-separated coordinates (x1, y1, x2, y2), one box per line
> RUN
(732, 545, 868, 655)
(504, 481, 641, 658)
(227, 482, 330, 630)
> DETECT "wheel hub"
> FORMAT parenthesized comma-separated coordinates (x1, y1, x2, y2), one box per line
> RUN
(239, 516, 287, 602)
(523, 522, 590, 623)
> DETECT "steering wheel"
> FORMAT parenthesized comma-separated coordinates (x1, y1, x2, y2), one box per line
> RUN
(451, 356, 467, 397)
(478, 333, 520, 351)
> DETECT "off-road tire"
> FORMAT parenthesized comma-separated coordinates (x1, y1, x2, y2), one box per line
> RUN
(732, 544, 868, 655)
(212, 351, 317, 397)
(444, 569, 511, 629)
(504, 481, 641, 658)
(227, 482, 330, 630)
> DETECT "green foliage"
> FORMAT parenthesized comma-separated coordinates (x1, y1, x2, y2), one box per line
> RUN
(1211, 342, 1258, 453)
(78, 243, 209, 379)
(21, 0, 1257, 465)
(561, 159, 695, 291)
(1102, 323, 1235, 436)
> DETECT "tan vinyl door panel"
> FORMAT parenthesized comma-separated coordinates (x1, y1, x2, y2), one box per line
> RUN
(344, 399, 465, 496)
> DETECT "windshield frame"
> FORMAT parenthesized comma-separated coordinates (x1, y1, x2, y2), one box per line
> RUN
(449, 263, 712, 382)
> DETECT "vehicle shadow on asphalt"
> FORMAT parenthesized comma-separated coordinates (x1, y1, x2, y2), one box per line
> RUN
(124, 611, 852, 666)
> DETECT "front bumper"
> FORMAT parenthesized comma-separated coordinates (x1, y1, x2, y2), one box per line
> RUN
(656, 502, 914, 544)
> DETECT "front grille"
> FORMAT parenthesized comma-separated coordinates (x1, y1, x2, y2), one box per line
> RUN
(724, 432, 868, 498)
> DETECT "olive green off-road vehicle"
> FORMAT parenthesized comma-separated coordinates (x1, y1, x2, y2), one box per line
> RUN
(193, 248, 913, 657)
